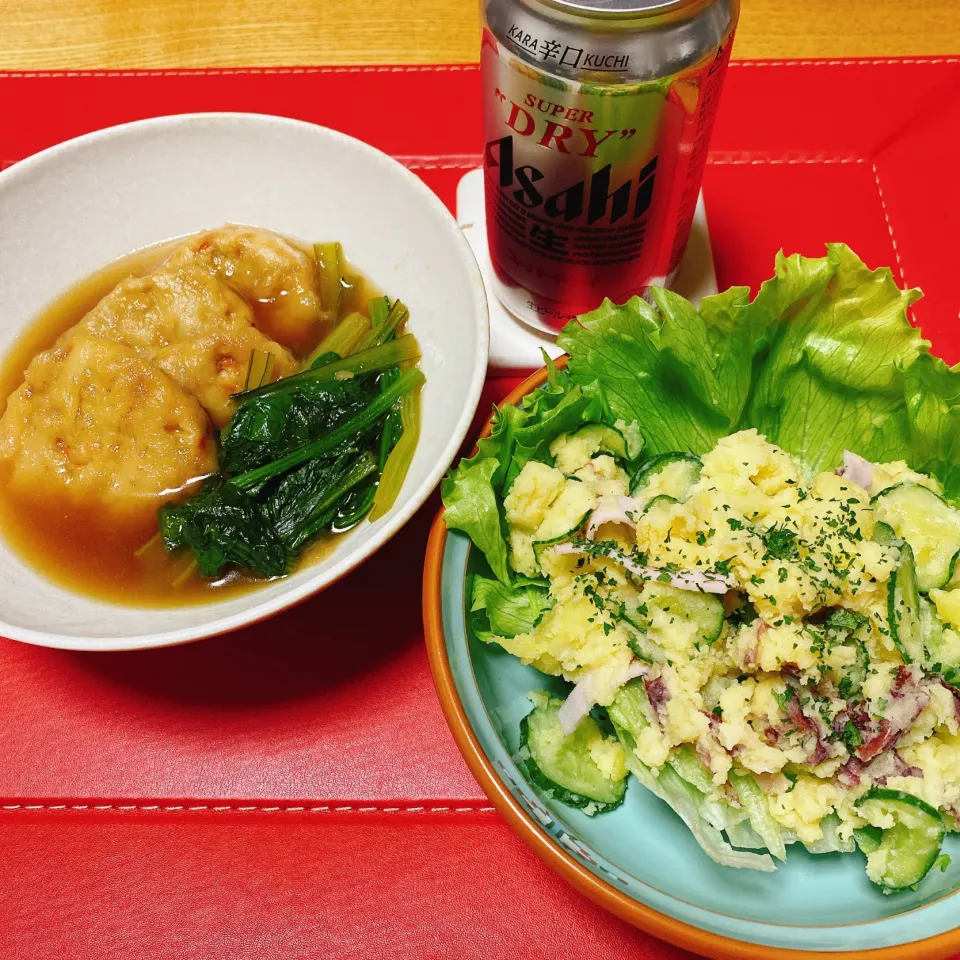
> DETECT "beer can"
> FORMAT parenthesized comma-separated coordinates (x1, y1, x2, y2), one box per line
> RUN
(481, 0, 739, 331)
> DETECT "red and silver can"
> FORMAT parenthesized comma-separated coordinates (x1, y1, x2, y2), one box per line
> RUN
(481, 0, 738, 331)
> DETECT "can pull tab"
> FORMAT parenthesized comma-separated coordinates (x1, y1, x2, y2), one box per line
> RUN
(455, 167, 719, 373)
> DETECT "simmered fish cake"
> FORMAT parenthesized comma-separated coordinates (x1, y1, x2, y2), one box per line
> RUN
(165, 225, 324, 353)
(0, 336, 215, 511)
(78, 262, 296, 426)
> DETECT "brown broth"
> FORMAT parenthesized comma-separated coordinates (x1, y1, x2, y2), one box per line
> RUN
(0, 233, 377, 607)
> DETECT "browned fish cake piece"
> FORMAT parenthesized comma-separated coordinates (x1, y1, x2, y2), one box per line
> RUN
(165, 224, 325, 354)
(0, 335, 216, 513)
(77, 260, 296, 427)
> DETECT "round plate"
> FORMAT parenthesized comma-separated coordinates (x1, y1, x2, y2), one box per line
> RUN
(423, 359, 960, 959)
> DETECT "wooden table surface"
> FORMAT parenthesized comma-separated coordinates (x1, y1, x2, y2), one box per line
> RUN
(1, 0, 958, 70)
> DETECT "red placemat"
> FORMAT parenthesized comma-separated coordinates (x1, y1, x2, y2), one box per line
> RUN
(1, 58, 959, 960)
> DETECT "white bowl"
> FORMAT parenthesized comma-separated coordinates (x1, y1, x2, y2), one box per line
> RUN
(0, 113, 488, 651)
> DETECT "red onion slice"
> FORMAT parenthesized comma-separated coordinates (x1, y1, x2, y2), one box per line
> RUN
(557, 659, 646, 735)
(836, 450, 874, 491)
(553, 542, 733, 594)
(585, 496, 642, 540)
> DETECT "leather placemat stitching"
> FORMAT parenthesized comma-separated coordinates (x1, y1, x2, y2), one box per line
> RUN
(0, 66, 479, 79)
(0, 58, 956, 81)
(0, 802, 497, 814)
(870, 162, 907, 287)
(731, 58, 960, 68)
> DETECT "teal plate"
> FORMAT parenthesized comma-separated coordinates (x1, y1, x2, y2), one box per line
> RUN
(429, 519, 960, 958)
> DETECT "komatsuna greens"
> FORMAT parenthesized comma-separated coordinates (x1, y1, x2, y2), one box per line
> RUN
(160, 293, 424, 580)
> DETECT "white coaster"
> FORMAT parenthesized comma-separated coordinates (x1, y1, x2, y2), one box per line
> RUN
(456, 167, 718, 372)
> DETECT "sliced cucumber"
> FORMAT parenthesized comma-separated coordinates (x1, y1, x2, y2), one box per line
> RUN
(873, 482, 960, 591)
(918, 597, 960, 686)
(888, 543, 924, 665)
(531, 480, 596, 570)
(669, 744, 715, 795)
(644, 581, 725, 644)
(532, 509, 593, 568)
(855, 788, 945, 892)
(854, 825, 884, 855)
(620, 621, 667, 664)
(568, 424, 628, 461)
(643, 494, 679, 513)
(533, 479, 596, 543)
(631, 453, 702, 501)
(520, 694, 627, 812)
(613, 418, 644, 460)
(872, 521, 902, 548)
(607, 678, 651, 749)
(920, 597, 943, 663)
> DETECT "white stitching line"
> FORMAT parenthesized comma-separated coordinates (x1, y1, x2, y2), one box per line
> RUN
(707, 155, 865, 165)
(2, 153, 861, 171)
(403, 160, 480, 171)
(0, 156, 485, 172)
(0, 65, 478, 79)
(0, 802, 497, 814)
(0, 59, 955, 79)
(871, 161, 907, 288)
(730, 58, 960, 68)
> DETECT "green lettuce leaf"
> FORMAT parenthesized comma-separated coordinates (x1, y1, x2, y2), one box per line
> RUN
(903, 352, 960, 499)
(442, 355, 613, 579)
(557, 243, 960, 497)
(447, 243, 960, 576)
(507, 384, 606, 489)
(744, 244, 924, 474)
(557, 287, 764, 456)
(656, 284, 760, 425)
(469, 574, 553, 639)
(441, 457, 510, 584)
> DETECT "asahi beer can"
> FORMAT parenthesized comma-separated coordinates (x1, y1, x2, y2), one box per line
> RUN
(481, 0, 738, 331)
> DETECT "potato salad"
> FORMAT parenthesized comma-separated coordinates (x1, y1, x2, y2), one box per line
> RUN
(492, 426, 960, 889)
(443, 246, 960, 893)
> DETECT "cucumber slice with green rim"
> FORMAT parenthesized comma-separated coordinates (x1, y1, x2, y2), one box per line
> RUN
(621, 621, 667, 663)
(872, 482, 960, 591)
(534, 479, 596, 542)
(919, 597, 960, 686)
(920, 596, 943, 662)
(888, 543, 924, 664)
(607, 678, 651, 749)
(567, 424, 628, 461)
(854, 825, 884, 855)
(532, 509, 593, 567)
(872, 521, 902, 547)
(530, 479, 597, 569)
(520, 694, 627, 812)
(643, 494, 679, 513)
(644, 581, 725, 644)
(855, 788, 946, 892)
(630, 453, 702, 501)
(669, 744, 715, 795)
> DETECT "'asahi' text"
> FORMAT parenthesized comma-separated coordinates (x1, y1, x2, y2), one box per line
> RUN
(485, 135, 657, 225)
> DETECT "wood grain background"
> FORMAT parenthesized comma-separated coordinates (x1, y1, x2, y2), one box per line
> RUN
(0, 0, 957, 70)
